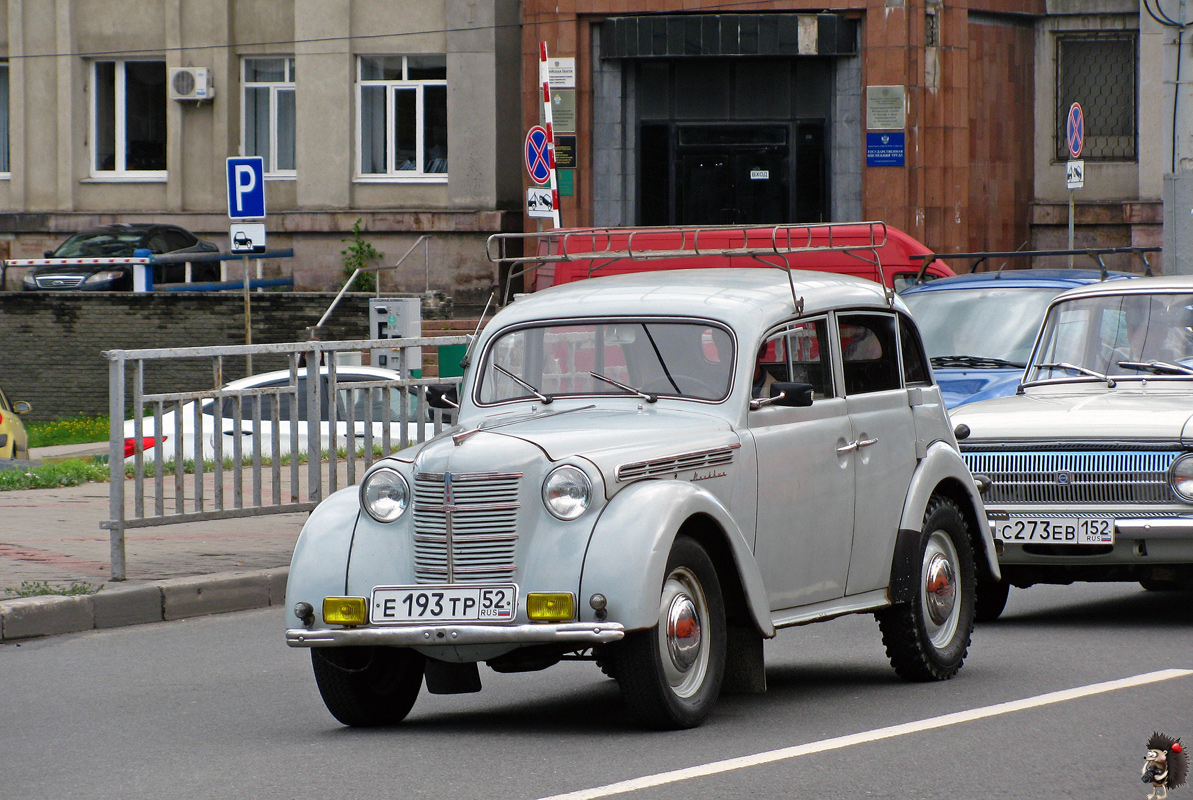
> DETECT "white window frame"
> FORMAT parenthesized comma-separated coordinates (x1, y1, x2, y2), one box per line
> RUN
(89, 59, 167, 181)
(355, 55, 448, 182)
(241, 57, 297, 178)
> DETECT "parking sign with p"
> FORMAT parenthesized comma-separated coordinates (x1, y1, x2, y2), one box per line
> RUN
(226, 157, 266, 219)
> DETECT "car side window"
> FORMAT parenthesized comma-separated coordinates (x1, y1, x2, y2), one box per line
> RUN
(838, 313, 901, 395)
(898, 315, 931, 386)
(754, 318, 833, 399)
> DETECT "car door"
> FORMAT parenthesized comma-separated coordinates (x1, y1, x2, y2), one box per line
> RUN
(749, 318, 856, 610)
(837, 312, 920, 596)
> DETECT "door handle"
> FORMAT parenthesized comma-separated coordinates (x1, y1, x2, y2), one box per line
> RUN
(857, 437, 879, 448)
(836, 441, 859, 454)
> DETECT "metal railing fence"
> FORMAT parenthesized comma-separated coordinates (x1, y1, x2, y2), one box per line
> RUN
(103, 335, 467, 580)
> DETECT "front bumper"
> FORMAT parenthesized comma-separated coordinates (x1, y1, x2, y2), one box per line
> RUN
(286, 620, 625, 648)
(987, 515, 1193, 539)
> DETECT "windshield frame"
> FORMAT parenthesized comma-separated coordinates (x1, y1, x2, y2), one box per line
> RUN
(473, 316, 739, 407)
(1022, 290, 1193, 389)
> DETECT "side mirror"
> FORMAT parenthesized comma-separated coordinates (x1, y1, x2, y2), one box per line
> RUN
(13, 400, 31, 414)
(954, 423, 971, 440)
(769, 381, 814, 408)
(44, 250, 54, 258)
(426, 385, 459, 410)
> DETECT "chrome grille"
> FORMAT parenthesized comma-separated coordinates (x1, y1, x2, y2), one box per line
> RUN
(963, 449, 1179, 505)
(413, 471, 521, 583)
(616, 445, 738, 482)
(35, 275, 86, 288)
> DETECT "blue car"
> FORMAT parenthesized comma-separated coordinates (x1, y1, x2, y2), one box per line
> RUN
(901, 269, 1136, 408)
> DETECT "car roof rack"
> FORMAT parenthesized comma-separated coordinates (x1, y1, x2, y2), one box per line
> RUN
(486, 221, 894, 311)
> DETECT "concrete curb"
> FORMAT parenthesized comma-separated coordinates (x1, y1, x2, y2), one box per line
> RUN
(0, 567, 288, 641)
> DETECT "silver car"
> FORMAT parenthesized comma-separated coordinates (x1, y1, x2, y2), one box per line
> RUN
(952, 275, 1193, 620)
(285, 268, 994, 729)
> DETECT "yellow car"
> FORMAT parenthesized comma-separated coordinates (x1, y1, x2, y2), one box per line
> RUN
(0, 387, 31, 460)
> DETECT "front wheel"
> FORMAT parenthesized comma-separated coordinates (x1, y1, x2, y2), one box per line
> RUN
(612, 536, 726, 729)
(877, 496, 976, 681)
(311, 646, 425, 726)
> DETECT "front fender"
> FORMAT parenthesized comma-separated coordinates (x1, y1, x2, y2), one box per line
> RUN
(284, 486, 362, 628)
(579, 480, 774, 637)
(899, 441, 999, 580)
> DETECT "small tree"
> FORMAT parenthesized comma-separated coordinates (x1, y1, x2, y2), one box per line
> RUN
(340, 218, 384, 292)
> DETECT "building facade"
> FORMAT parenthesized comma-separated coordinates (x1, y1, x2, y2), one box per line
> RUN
(522, 0, 1168, 273)
(0, 0, 523, 299)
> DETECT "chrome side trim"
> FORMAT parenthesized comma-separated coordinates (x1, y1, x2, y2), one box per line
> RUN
(616, 444, 739, 482)
(286, 621, 626, 648)
(771, 588, 890, 629)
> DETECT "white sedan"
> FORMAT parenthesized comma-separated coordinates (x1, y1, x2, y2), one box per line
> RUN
(123, 366, 442, 463)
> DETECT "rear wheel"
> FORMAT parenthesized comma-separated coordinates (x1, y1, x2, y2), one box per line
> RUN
(878, 496, 976, 681)
(613, 536, 726, 729)
(311, 646, 425, 726)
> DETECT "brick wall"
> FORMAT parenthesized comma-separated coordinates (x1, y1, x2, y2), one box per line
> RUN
(0, 293, 477, 420)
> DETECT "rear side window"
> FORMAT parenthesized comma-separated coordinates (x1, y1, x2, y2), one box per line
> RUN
(898, 315, 930, 386)
(838, 313, 901, 395)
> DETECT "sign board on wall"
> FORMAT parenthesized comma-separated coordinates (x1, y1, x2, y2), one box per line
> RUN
(546, 57, 575, 88)
(551, 89, 576, 132)
(554, 136, 577, 170)
(866, 132, 905, 167)
(866, 85, 906, 130)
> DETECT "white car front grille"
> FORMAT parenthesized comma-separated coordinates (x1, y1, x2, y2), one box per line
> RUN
(412, 471, 522, 582)
(963, 448, 1179, 505)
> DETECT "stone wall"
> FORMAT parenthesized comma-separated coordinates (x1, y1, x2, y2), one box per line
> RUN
(0, 292, 476, 421)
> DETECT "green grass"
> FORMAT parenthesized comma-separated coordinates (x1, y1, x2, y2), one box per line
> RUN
(26, 415, 110, 448)
(2, 580, 104, 599)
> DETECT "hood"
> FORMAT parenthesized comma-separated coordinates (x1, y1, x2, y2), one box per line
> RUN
(951, 386, 1193, 443)
(409, 404, 739, 484)
(934, 368, 1023, 409)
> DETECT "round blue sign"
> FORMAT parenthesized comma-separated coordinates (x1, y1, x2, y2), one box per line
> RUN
(1066, 103, 1084, 159)
(525, 126, 551, 185)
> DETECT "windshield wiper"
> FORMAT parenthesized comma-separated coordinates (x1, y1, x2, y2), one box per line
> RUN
(589, 371, 658, 403)
(931, 354, 1026, 369)
(1033, 362, 1116, 388)
(1116, 359, 1193, 376)
(492, 365, 553, 404)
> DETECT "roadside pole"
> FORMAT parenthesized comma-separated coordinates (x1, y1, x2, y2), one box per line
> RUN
(243, 254, 252, 374)
(539, 41, 561, 229)
(1065, 103, 1085, 268)
(227, 157, 266, 377)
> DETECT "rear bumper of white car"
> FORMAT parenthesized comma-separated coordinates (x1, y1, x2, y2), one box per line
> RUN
(286, 621, 626, 648)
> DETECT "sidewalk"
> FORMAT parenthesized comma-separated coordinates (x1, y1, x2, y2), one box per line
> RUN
(0, 441, 304, 640)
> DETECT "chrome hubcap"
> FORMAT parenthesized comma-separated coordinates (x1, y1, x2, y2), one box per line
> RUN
(921, 530, 961, 648)
(657, 566, 710, 698)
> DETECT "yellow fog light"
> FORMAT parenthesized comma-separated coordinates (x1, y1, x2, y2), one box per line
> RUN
(323, 597, 368, 626)
(527, 593, 575, 622)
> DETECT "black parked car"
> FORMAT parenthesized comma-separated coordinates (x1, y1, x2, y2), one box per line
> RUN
(21, 223, 220, 290)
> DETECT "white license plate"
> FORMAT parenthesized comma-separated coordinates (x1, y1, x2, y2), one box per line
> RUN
(994, 516, 1115, 545)
(370, 584, 517, 624)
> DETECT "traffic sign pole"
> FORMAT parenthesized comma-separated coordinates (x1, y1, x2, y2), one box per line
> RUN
(538, 42, 561, 228)
(1065, 103, 1084, 267)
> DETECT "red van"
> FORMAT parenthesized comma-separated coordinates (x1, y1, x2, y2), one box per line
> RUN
(486, 221, 952, 293)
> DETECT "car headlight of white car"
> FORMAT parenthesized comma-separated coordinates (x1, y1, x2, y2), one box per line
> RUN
(542, 465, 592, 520)
(361, 467, 411, 522)
(1169, 453, 1193, 503)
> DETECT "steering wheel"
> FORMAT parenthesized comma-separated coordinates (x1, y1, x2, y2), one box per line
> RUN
(643, 374, 720, 398)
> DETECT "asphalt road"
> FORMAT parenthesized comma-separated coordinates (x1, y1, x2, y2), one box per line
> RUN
(2, 582, 1190, 800)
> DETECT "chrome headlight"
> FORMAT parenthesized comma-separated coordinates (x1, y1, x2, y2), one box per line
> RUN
(1170, 453, 1193, 502)
(361, 467, 411, 522)
(542, 465, 592, 520)
(82, 270, 128, 285)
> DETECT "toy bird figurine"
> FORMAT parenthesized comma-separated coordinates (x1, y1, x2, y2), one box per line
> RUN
(1143, 732, 1188, 799)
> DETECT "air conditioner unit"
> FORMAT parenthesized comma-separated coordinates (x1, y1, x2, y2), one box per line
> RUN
(169, 67, 214, 101)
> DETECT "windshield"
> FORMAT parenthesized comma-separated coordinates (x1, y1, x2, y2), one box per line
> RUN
(902, 286, 1060, 367)
(1027, 292, 1193, 382)
(477, 320, 734, 404)
(53, 231, 144, 258)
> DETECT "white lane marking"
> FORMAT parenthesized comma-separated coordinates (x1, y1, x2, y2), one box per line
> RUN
(537, 668, 1193, 800)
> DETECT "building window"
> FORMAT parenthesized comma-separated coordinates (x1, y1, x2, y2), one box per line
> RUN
(357, 55, 447, 179)
(0, 62, 9, 175)
(1055, 32, 1136, 162)
(243, 57, 296, 177)
(92, 60, 167, 176)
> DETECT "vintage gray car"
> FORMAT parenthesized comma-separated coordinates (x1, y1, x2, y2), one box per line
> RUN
(285, 268, 995, 729)
(952, 275, 1193, 620)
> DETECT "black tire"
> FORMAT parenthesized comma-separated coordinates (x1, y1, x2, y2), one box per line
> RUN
(975, 575, 1010, 622)
(1139, 578, 1193, 592)
(311, 646, 425, 727)
(877, 496, 976, 681)
(612, 536, 727, 729)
